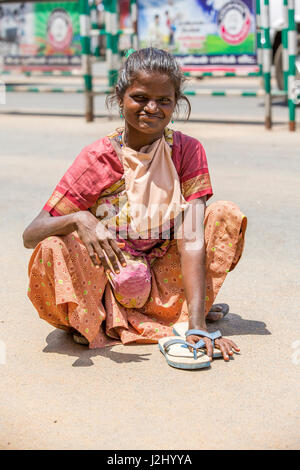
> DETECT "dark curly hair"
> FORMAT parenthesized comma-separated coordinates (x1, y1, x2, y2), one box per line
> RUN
(106, 47, 191, 120)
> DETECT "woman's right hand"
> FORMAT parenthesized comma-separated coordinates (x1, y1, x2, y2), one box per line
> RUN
(74, 210, 127, 274)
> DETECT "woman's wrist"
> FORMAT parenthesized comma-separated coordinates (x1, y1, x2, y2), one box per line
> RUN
(71, 211, 81, 230)
(55, 211, 79, 234)
(46, 212, 78, 238)
(71, 210, 92, 230)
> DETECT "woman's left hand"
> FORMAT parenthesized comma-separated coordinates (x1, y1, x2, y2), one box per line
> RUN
(186, 334, 240, 361)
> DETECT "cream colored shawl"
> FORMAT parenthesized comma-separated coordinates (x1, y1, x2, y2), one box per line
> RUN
(110, 130, 189, 237)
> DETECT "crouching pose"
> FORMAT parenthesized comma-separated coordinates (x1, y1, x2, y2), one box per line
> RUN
(23, 48, 247, 369)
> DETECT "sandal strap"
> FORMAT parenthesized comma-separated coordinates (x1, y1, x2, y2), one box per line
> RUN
(163, 338, 189, 351)
(163, 338, 205, 360)
(184, 329, 222, 348)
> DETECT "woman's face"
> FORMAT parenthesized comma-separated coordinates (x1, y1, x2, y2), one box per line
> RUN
(119, 70, 177, 136)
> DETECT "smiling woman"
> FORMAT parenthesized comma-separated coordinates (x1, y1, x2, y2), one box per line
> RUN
(23, 48, 246, 370)
(106, 47, 191, 149)
(123, 72, 174, 137)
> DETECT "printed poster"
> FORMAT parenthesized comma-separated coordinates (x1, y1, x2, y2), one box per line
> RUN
(119, 0, 133, 51)
(138, 0, 257, 70)
(0, 1, 81, 70)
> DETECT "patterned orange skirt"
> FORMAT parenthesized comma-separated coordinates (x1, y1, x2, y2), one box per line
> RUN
(27, 201, 247, 348)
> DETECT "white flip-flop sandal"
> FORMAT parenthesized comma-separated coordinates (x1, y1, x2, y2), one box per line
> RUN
(172, 323, 223, 358)
(158, 336, 211, 370)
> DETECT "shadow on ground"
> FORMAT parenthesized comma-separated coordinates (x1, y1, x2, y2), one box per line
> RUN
(43, 312, 270, 367)
(43, 329, 152, 367)
(207, 312, 271, 337)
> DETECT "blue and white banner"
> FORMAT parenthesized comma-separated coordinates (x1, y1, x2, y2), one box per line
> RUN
(138, 0, 257, 70)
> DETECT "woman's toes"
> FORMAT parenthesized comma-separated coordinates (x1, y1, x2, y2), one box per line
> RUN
(206, 311, 224, 322)
(206, 303, 229, 322)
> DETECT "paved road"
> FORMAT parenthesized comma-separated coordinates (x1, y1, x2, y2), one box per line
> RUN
(1, 74, 294, 125)
(0, 111, 300, 450)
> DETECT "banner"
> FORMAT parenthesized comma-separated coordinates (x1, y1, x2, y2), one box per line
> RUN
(119, 0, 132, 51)
(137, 0, 257, 70)
(0, 1, 81, 70)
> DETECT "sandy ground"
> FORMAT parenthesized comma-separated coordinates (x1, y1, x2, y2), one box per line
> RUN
(0, 112, 300, 450)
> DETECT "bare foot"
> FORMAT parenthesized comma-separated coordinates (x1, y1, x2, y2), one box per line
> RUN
(206, 303, 229, 322)
(70, 328, 89, 346)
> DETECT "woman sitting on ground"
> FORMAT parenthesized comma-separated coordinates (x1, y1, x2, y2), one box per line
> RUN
(23, 48, 246, 369)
